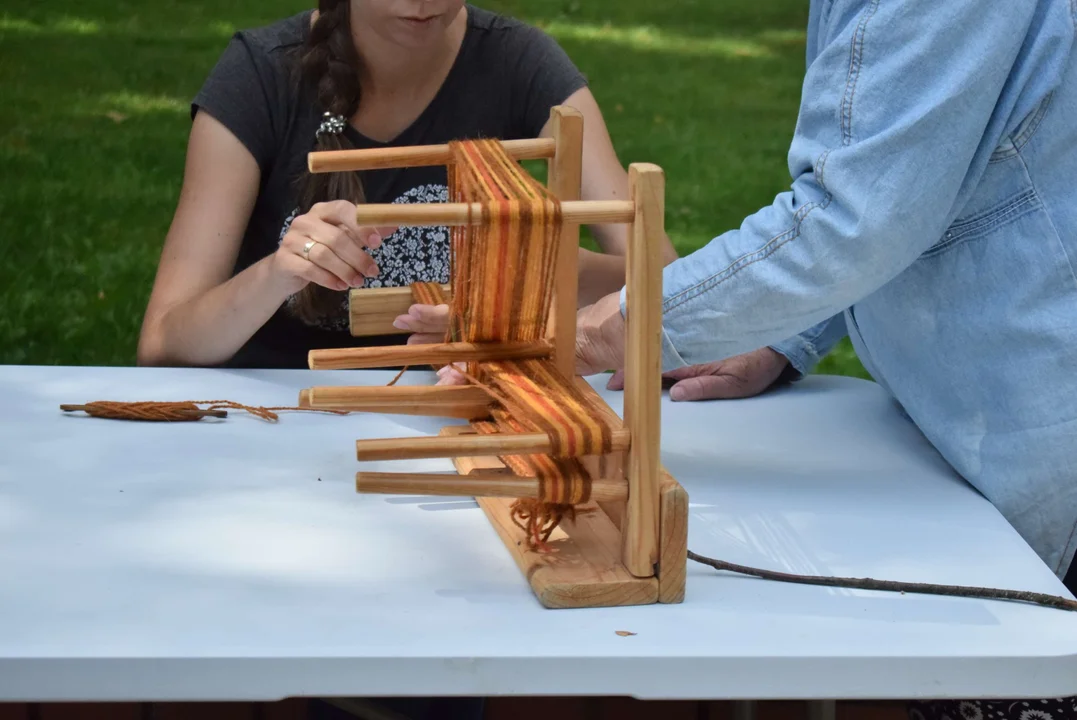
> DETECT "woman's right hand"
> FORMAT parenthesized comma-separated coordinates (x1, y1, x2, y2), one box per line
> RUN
(272, 200, 396, 294)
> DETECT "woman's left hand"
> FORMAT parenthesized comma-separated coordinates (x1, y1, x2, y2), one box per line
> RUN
(393, 303, 450, 345)
(391, 303, 466, 383)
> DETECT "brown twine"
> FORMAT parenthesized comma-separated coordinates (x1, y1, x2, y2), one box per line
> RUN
(686, 550, 1077, 612)
(59, 400, 349, 422)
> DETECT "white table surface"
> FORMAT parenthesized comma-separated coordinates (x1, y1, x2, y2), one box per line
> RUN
(1, 364, 1075, 703)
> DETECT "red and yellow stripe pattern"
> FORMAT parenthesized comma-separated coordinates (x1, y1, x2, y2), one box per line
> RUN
(400, 139, 614, 547)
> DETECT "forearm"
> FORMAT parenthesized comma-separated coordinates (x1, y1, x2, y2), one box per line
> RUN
(577, 248, 626, 307)
(649, 0, 1032, 370)
(137, 255, 295, 367)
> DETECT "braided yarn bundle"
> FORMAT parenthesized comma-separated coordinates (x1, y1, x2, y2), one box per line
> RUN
(60, 400, 346, 422)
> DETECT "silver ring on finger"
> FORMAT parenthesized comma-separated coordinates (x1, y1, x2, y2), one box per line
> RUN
(302, 239, 318, 261)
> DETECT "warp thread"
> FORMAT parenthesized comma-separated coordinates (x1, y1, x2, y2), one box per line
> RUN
(443, 140, 610, 547)
(416, 139, 611, 548)
(60, 400, 348, 422)
(376, 140, 612, 548)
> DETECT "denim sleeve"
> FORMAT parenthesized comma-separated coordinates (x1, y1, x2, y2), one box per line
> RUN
(768, 313, 848, 378)
(641, 0, 1038, 370)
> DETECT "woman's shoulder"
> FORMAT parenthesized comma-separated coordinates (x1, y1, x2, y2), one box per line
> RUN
(234, 10, 311, 51)
(462, 4, 585, 84)
(456, 4, 587, 136)
(228, 10, 312, 70)
(191, 11, 314, 174)
(464, 4, 557, 47)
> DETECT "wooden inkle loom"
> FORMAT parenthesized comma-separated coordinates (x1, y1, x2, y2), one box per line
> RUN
(300, 107, 688, 609)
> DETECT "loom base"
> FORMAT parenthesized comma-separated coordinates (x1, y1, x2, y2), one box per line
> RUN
(443, 427, 688, 610)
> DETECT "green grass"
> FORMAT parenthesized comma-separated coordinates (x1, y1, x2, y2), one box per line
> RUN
(0, 0, 869, 379)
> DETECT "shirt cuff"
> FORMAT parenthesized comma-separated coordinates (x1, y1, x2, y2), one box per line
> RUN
(767, 335, 818, 379)
(619, 285, 689, 372)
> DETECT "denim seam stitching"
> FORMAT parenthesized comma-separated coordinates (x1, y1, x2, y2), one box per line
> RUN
(840, 0, 880, 145)
(1012, 91, 1054, 151)
(922, 190, 1040, 257)
(662, 193, 833, 314)
(948, 190, 1040, 240)
(990, 92, 1055, 164)
(659, 2, 858, 314)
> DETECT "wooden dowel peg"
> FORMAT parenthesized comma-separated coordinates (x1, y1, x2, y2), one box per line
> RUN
(356, 471, 628, 502)
(308, 340, 553, 370)
(351, 200, 634, 228)
(309, 138, 556, 173)
(306, 385, 493, 419)
(356, 427, 630, 462)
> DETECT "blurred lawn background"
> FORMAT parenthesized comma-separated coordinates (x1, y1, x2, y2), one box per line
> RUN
(0, 0, 868, 378)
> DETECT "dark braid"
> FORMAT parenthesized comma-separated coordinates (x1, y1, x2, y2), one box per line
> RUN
(292, 0, 367, 324)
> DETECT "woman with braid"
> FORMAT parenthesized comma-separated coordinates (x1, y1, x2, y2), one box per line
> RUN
(135, 0, 696, 375)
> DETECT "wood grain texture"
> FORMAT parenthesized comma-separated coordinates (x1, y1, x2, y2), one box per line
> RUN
(572, 378, 627, 530)
(658, 468, 689, 603)
(309, 137, 555, 172)
(439, 426, 507, 473)
(308, 340, 551, 370)
(546, 105, 584, 379)
(477, 496, 658, 608)
(346, 285, 450, 338)
(622, 163, 666, 578)
(306, 384, 492, 419)
(356, 470, 627, 502)
(357, 425, 629, 462)
(350, 200, 633, 229)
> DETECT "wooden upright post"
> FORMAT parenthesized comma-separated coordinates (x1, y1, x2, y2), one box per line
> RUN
(546, 106, 584, 379)
(622, 163, 665, 578)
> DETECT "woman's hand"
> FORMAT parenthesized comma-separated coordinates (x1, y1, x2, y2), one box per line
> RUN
(575, 290, 791, 401)
(271, 200, 395, 295)
(574, 291, 627, 376)
(606, 347, 790, 401)
(393, 303, 450, 345)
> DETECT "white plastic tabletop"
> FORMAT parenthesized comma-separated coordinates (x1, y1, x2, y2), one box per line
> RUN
(1, 364, 1075, 703)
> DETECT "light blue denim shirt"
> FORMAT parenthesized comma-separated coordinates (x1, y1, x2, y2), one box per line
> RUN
(640, 0, 1077, 577)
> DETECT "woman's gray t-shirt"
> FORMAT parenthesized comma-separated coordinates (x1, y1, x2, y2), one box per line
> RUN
(191, 5, 587, 368)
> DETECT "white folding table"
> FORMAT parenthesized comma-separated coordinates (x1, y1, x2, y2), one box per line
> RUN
(1, 365, 1075, 706)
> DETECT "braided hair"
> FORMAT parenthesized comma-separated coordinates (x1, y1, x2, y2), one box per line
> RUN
(291, 0, 367, 325)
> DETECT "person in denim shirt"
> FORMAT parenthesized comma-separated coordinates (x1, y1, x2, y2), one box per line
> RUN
(576, 0, 1077, 716)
